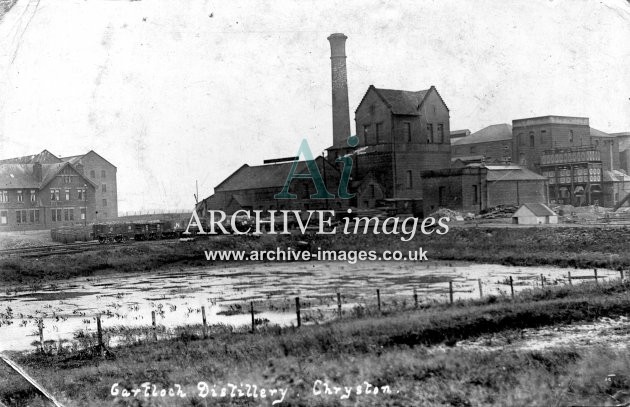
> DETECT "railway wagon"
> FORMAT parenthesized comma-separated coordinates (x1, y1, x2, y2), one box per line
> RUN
(93, 222, 135, 243)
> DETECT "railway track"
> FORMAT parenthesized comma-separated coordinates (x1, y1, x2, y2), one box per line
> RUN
(0, 241, 102, 258)
(0, 238, 188, 259)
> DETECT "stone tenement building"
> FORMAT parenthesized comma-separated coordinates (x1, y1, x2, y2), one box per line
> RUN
(0, 149, 117, 231)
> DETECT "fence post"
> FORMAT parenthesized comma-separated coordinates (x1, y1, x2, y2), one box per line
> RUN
(449, 281, 454, 304)
(413, 288, 418, 309)
(540, 274, 545, 289)
(295, 297, 301, 328)
(38, 319, 44, 353)
(377, 289, 381, 312)
(151, 311, 157, 341)
(568, 271, 572, 286)
(201, 306, 208, 339)
(250, 302, 255, 333)
(478, 279, 483, 299)
(509, 276, 514, 299)
(96, 315, 104, 356)
(337, 292, 342, 319)
(594, 269, 599, 284)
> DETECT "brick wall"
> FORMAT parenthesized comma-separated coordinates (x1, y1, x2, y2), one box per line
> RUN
(487, 180, 547, 207)
(513, 122, 591, 171)
(78, 152, 118, 220)
(452, 140, 512, 162)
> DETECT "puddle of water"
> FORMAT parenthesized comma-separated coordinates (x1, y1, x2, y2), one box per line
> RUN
(0, 261, 621, 352)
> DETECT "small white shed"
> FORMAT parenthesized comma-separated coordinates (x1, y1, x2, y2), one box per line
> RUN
(512, 203, 558, 225)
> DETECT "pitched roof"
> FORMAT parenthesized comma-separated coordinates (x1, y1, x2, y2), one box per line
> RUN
(486, 165, 547, 182)
(0, 162, 95, 189)
(517, 203, 556, 217)
(355, 85, 449, 116)
(590, 128, 616, 139)
(373, 87, 429, 115)
(451, 124, 513, 145)
(0, 149, 62, 164)
(61, 155, 83, 165)
(61, 150, 117, 169)
(215, 158, 332, 192)
(604, 170, 630, 183)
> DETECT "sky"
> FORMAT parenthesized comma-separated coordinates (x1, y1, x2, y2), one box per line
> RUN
(0, 0, 629, 212)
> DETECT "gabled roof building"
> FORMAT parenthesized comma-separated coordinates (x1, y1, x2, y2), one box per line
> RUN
(0, 149, 117, 231)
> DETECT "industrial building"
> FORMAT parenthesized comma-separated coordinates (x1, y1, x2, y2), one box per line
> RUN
(199, 33, 628, 218)
(0, 149, 117, 231)
(451, 116, 630, 207)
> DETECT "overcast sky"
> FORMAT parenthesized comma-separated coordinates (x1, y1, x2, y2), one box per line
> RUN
(0, 0, 629, 212)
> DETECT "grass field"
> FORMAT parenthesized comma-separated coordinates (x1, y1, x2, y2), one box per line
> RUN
(3, 281, 630, 406)
(1, 226, 629, 285)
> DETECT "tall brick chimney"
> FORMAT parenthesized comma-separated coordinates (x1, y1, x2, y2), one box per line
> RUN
(328, 33, 351, 147)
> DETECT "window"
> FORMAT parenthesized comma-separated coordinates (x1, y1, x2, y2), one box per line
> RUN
(519, 133, 525, 146)
(77, 189, 85, 201)
(0, 211, 7, 224)
(406, 170, 413, 189)
(529, 132, 535, 147)
(427, 124, 434, 143)
(64, 175, 72, 184)
(16, 190, 23, 203)
(15, 210, 26, 224)
(470, 146, 477, 154)
(540, 130, 547, 144)
(29, 210, 34, 223)
(64, 208, 70, 221)
(375, 122, 383, 144)
(0, 190, 7, 203)
(69, 209, 74, 221)
(35, 210, 40, 223)
(472, 185, 478, 205)
(65, 189, 70, 200)
(101, 170, 106, 178)
(363, 124, 370, 144)
(569, 130, 574, 144)
(30, 190, 36, 203)
(102, 199, 107, 207)
(403, 122, 411, 142)
(369, 104, 375, 115)
(80, 207, 86, 220)
(90, 170, 95, 178)
(102, 184, 107, 193)
(50, 189, 60, 201)
(51, 208, 62, 222)
(437, 124, 444, 143)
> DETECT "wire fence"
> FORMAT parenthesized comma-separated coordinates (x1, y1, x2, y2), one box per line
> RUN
(24, 268, 628, 356)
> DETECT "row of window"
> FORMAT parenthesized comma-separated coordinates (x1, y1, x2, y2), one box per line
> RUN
(518, 130, 549, 147)
(49, 188, 89, 202)
(361, 122, 446, 144)
(50, 207, 87, 222)
(0, 208, 88, 225)
(518, 129, 594, 148)
(0, 190, 37, 203)
(89, 169, 107, 179)
(543, 168, 602, 185)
